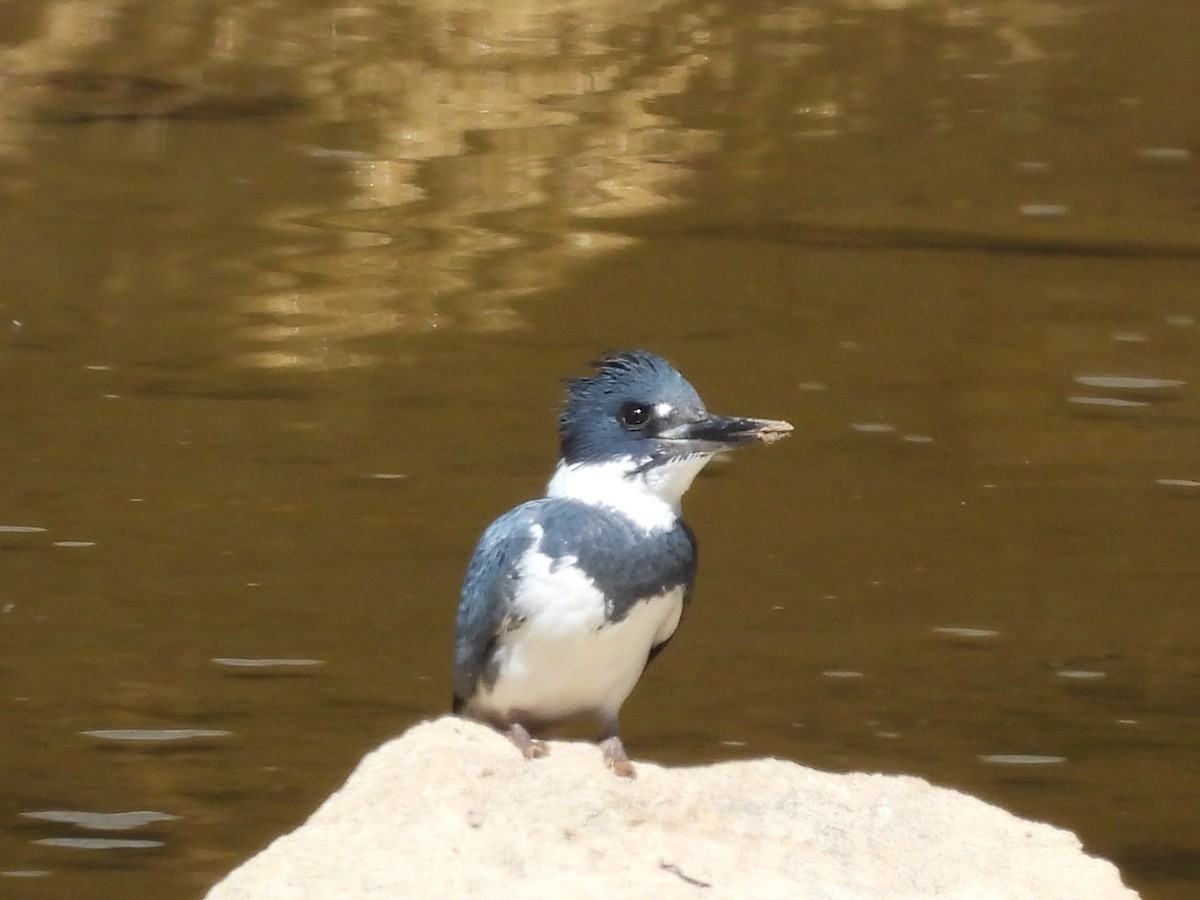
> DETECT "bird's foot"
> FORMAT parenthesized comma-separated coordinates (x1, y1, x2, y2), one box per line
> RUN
(505, 723, 548, 761)
(599, 735, 636, 778)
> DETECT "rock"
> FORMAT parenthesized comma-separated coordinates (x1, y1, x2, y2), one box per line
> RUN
(205, 717, 1138, 900)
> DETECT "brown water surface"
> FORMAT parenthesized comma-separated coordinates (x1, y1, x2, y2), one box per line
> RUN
(1, 2, 1198, 898)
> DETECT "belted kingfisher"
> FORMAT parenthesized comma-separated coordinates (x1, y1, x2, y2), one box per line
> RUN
(452, 350, 791, 776)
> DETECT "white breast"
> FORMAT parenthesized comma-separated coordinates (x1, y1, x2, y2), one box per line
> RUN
(471, 530, 684, 726)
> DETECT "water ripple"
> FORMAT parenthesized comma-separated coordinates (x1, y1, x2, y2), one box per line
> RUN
(34, 837, 163, 850)
(979, 754, 1067, 766)
(82, 728, 230, 742)
(932, 626, 1000, 640)
(1066, 396, 1148, 408)
(1073, 375, 1185, 390)
(22, 810, 180, 831)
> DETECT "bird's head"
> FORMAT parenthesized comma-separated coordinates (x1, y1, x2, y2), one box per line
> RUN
(551, 350, 792, 514)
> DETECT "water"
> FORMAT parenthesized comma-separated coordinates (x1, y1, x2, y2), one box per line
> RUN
(1, 1, 1199, 898)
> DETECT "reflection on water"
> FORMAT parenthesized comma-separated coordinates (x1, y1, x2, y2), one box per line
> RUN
(0, 0, 730, 369)
(1, 1, 1199, 899)
(239, 3, 724, 368)
(6, 0, 1177, 371)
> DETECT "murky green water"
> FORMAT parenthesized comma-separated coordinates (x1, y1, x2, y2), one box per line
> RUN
(2, 2, 1198, 898)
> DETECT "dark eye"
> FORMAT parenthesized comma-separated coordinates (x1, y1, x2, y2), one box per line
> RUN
(620, 402, 651, 430)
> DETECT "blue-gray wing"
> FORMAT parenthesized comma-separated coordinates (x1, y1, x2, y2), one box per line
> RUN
(452, 501, 544, 709)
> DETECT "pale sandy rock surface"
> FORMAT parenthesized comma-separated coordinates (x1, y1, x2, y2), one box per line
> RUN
(206, 716, 1138, 900)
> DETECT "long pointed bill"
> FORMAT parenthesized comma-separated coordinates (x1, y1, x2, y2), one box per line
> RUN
(658, 414, 793, 454)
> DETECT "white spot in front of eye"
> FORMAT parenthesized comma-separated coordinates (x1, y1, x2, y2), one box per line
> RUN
(655, 402, 673, 417)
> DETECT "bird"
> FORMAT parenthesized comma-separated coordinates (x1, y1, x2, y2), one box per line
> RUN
(452, 349, 792, 776)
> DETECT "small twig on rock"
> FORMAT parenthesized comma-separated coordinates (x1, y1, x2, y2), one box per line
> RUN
(659, 860, 711, 888)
